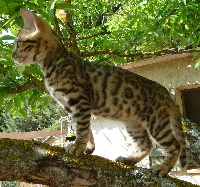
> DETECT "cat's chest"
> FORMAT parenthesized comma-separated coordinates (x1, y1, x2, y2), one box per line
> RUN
(44, 78, 71, 108)
(44, 76, 69, 98)
(45, 76, 59, 92)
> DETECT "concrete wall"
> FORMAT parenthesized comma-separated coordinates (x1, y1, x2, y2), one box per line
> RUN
(124, 53, 200, 115)
(125, 54, 200, 96)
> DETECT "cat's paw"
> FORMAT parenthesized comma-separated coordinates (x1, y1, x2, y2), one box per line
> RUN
(66, 143, 85, 156)
(115, 156, 137, 165)
(152, 164, 171, 177)
(84, 142, 95, 154)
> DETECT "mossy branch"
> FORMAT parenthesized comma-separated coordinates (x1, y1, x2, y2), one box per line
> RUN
(0, 138, 197, 187)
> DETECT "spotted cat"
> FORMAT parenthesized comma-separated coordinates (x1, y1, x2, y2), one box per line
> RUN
(12, 8, 187, 176)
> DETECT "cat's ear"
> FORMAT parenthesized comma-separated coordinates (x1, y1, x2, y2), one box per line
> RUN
(20, 8, 48, 33)
(20, 8, 38, 32)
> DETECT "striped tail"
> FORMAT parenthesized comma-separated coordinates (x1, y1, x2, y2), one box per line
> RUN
(179, 146, 187, 170)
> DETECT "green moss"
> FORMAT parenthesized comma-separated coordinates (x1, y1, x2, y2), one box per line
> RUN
(166, 176, 199, 187)
(0, 139, 198, 187)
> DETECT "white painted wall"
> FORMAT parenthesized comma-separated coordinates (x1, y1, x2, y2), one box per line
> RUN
(127, 54, 200, 95)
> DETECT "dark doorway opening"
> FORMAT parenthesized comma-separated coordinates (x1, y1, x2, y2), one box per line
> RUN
(182, 88, 200, 125)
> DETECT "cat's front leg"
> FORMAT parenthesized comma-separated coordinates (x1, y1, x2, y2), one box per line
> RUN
(85, 128, 95, 154)
(67, 127, 95, 156)
(66, 109, 93, 156)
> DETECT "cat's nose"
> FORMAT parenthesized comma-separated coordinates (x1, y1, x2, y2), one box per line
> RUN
(11, 52, 19, 64)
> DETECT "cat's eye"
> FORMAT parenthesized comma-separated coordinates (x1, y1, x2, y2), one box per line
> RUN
(16, 41, 21, 48)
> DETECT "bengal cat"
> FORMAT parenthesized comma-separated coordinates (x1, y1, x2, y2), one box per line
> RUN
(12, 8, 187, 176)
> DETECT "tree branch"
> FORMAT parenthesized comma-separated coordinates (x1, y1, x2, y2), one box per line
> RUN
(56, 1, 80, 55)
(76, 31, 111, 41)
(0, 138, 197, 187)
(155, 5, 180, 29)
(53, 5, 66, 46)
(7, 72, 46, 94)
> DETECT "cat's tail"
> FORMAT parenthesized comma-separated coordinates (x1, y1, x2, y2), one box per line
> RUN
(179, 144, 187, 170)
(171, 115, 187, 170)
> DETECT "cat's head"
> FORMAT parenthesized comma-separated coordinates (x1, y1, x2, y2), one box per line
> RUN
(12, 8, 55, 66)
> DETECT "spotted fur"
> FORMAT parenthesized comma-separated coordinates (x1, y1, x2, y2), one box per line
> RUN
(12, 8, 187, 176)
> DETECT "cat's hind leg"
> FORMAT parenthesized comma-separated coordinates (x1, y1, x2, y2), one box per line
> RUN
(116, 123, 153, 165)
(150, 123, 181, 177)
(147, 114, 183, 177)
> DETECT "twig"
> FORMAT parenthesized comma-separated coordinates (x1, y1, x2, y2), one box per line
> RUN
(53, 4, 66, 45)
(76, 31, 111, 41)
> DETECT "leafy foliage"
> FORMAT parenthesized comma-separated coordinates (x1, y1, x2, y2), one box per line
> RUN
(0, 0, 200, 118)
(0, 96, 65, 132)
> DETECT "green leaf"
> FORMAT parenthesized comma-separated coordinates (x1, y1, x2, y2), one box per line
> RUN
(16, 66, 25, 75)
(1, 35, 15, 40)
(6, 100, 14, 113)
(56, 3, 78, 9)
(0, 94, 4, 106)
(0, 59, 14, 66)
(46, 9, 54, 20)
(25, 65, 43, 78)
(10, 26, 20, 36)
(0, 0, 8, 14)
(1, 12, 20, 28)
(28, 90, 40, 113)
(19, 108, 28, 119)
(182, 0, 186, 5)
(148, 31, 158, 37)
(14, 95, 21, 109)
(195, 58, 200, 71)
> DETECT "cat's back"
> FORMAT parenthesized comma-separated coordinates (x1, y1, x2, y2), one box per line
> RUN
(83, 62, 178, 119)
(85, 62, 169, 100)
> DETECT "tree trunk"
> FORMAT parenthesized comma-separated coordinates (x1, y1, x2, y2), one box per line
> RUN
(0, 138, 196, 187)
